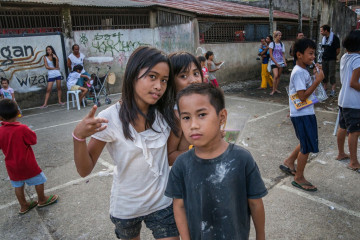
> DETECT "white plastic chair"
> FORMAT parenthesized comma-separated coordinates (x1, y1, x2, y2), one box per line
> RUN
(67, 90, 85, 110)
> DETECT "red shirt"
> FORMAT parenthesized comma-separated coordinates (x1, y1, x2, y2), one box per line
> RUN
(0, 122, 42, 181)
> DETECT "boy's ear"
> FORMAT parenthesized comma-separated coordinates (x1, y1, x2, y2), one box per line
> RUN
(219, 108, 227, 126)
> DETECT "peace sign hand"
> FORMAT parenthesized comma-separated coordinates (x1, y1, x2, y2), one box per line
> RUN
(73, 105, 108, 139)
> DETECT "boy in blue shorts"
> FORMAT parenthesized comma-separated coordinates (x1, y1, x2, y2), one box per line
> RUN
(280, 38, 324, 191)
(165, 83, 267, 239)
(0, 99, 58, 214)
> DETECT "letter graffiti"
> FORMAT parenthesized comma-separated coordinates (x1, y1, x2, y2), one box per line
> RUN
(84, 32, 146, 56)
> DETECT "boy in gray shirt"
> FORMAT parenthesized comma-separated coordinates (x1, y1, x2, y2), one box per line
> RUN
(165, 83, 267, 240)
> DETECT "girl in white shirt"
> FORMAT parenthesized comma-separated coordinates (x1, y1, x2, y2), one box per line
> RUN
(72, 46, 180, 240)
(41, 46, 64, 108)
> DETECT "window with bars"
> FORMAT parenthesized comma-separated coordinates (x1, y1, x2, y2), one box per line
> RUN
(199, 21, 269, 43)
(157, 11, 191, 26)
(277, 23, 318, 40)
(0, 8, 62, 35)
(71, 10, 150, 31)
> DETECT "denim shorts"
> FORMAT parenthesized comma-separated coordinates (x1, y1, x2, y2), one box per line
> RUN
(291, 115, 319, 154)
(48, 76, 62, 82)
(110, 204, 179, 239)
(339, 107, 360, 133)
(10, 172, 47, 188)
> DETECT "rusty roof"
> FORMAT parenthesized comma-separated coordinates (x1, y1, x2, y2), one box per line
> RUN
(2, 0, 304, 20)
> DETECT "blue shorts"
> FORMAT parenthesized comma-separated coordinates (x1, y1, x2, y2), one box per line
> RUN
(48, 76, 62, 82)
(110, 204, 179, 239)
(291, 115, 319, 154)
(10, 172, 47, 188)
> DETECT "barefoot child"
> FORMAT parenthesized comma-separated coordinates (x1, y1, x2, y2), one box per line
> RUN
(336, 30, 360, 173)
(280, 38, 324, 191)
(167, 52, 203, 165)
(205, 51, 223, 87)
(72, 47, 179, 239)
(0, 99, 58, 215)
(165, 83, 267, 240)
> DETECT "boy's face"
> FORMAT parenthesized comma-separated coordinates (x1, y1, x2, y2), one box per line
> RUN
(260, 39, 266, 45)
(179, 93, 226, 148)
(175, 62, 202, 92)
(1, 81, 8, 89)
(297, 47, 316, 66)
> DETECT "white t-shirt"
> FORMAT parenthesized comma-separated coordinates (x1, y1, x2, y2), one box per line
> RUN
(338, 53, 360, 109)
(0, 87, 14, 100)
(68, 53, 86, 73)
(45, 56, 61, 79)
(66, 72, 81, 90)
(289, 65, 315, 117)
(269, 42, 285, 65)
(92, 102, 172, 219)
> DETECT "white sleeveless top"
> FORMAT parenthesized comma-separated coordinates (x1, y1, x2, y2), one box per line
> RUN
(68, 53, 86, 73)
(45, 56, 61, 79)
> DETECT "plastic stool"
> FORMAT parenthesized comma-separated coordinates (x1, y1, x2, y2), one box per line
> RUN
(67, 90, 85, 110)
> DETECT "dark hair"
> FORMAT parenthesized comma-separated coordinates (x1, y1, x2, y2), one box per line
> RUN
(120, 46, 178, 140)
(321, 25, 330, 32)
(1, 77, 9, 84)
(168, 52, 203, 80)
(205, 51, 214, 60)
(197, 55, 206, 63)
(0, 99, 18, 120)
(72, 44, 80, 51)
(73, 64, 83, 72)
(176, 83, 225, 115)
(45, 45, 57, 67)
(343, 30, 360, 52)
(260, 36, 266, 40)
(293, 38, 317, 60)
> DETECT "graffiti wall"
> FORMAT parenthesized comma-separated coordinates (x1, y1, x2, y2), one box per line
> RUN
(0, 34, 66, 93)
(73, 22, 194, 92)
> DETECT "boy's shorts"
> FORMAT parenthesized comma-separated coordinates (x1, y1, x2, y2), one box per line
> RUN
(48, 76, 62, 82)
(110, 204, 179, 239)
(10, 172, 47, 188)
(339, 107, 360, 133)
(291, 115, 319, 154)
(70, 85, 81, 91)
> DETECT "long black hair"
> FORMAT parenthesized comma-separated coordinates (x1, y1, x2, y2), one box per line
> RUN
(119, 46, 178, 140)
(45, 45, 57, 67)
(168, 51, 203, 81)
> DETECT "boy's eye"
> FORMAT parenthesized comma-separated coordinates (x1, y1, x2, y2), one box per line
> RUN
(199, 113, 206, 118)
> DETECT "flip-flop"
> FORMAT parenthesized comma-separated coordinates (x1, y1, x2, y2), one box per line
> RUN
(346, 166, 360, 173)
(291, 181, 317, 192)
(19, 201, 38, 215)
(38, 195, 59, 208)
(279, 164, 296, 176)
(336, 156, 350, 161)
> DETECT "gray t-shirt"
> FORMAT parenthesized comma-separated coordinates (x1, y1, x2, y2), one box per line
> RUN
(165, 144, 268, 240)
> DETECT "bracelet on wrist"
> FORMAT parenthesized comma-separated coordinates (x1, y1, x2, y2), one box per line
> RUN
(72, 132, 86, 142)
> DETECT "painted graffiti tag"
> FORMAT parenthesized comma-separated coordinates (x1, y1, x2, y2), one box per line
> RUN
(82, 32, 146, 56)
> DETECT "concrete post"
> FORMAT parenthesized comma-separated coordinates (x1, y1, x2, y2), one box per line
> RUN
(309, 0, 315, 40)
(192, 18, 200, 54)
(149, 10, 157, 28)
(61, 6, 72, 38)
(298, 0, 303, 32)
(269, 0, 274, 33)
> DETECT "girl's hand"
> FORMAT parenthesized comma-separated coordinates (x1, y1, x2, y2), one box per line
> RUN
(73, 105, 108, 139)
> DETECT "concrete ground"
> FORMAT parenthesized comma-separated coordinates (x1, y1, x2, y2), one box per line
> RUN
(1, 90, 359, 240)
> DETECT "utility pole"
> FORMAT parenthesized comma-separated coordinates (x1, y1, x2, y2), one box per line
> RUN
(309, 0, 315, 39)
(298, 0, 303, 33)
(269, 0, 274, 34)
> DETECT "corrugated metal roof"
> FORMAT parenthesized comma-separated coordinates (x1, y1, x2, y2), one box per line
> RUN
(133, 0, 301, 20)
(1, 0, 152, 7)
(2, 0, 304, 20)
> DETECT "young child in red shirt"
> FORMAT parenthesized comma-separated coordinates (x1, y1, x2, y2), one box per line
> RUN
(0, 99, 58, 215)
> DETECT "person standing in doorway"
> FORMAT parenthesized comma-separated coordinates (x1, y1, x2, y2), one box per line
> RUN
(320, 25, 340, 97)
(67, 44, 90, 87)
(269, 31, 286, 95)
(41, 46, 64, 108)
(258, 36, 273, 89)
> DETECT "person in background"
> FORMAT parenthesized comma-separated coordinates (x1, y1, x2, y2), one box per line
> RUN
(197, 55, 209, 83)
(269, 31, 286, 95)
(290, 32, 305, 66)
(41, 45, 64, 108)
(258, 36, 273, 89)
(67, 44, 90, 88)
(206, 51, 223, 87)
(320, 24, 340, 97)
